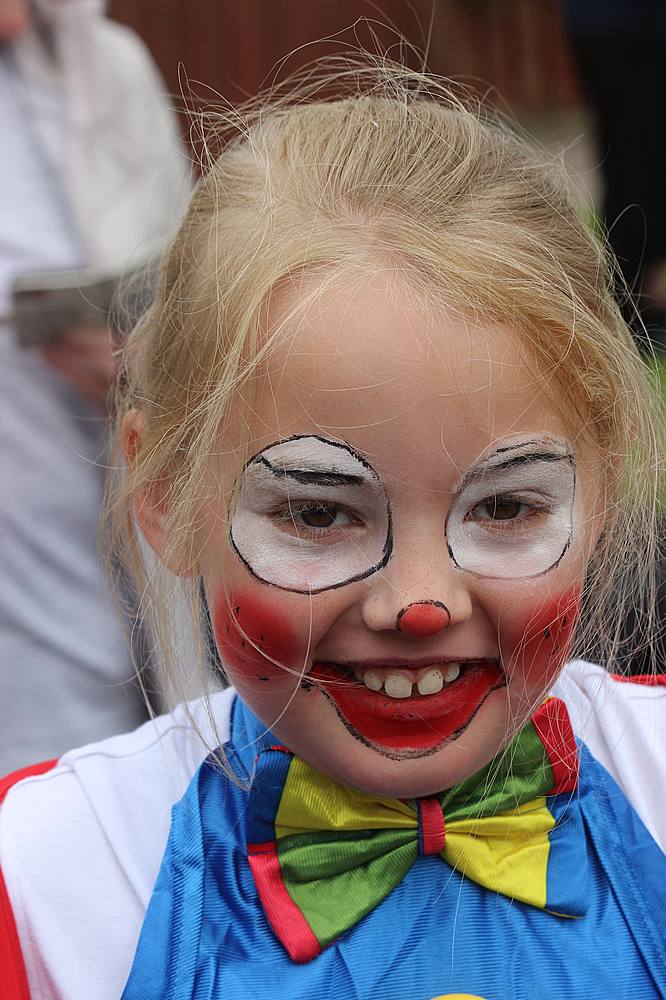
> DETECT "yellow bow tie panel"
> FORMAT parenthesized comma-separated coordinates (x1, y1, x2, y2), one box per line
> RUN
(445, 797, 552, 909)
(275, 756, 416, 839)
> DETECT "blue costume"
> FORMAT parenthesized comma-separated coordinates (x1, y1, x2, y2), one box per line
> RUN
(123, 696, 666, 1000)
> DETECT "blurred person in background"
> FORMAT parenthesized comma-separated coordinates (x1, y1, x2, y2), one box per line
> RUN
(563, 0, 666, 353)
(0, 0, 190, 773)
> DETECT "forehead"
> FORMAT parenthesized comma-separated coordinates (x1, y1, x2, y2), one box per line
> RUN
(249, 270, 569, 484)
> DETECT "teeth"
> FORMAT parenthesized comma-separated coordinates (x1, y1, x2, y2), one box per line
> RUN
(359, 662, 463, 697)
(444, 663, 460, 683)
(417, 668, 444, 696)
(384, 673, 414, 699)
(363, 669, 383, 692)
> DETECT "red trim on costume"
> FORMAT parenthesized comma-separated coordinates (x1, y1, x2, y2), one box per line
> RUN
(247, 840, 321, 963)
(532, 698, 578, 794)
(0, 865, 30, 1000)
(254, 745, 291, 768)
(418, 797, 446, 855)
(0, 760, 58, 804)
(611, 673, 666, 686)
(247, 840, 277, 856)
(0, 759, 58, 999)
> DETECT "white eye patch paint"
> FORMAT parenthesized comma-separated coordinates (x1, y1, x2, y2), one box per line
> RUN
(230, 434, 577, 593)
(445, 436, 577, 579)
(229, 435, 392, 593)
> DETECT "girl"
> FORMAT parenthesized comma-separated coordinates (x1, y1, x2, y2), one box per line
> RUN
(1, 64, 665, 1000)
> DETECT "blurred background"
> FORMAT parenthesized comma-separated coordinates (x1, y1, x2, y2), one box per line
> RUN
(109, 0, 666, 354)
(110, 1, 591, 186)
(108, 0, 580, 114)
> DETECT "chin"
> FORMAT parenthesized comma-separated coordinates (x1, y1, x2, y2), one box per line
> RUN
(335, 745, 497, 798)
(287, 698, 511, 798)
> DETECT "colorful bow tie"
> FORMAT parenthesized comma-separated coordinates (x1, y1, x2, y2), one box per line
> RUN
(246, 698, 586, 963)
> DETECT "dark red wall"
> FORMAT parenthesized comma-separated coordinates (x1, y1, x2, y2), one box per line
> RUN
(109, 0, 580, 115)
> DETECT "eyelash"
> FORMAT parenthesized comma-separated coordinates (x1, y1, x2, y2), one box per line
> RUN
(270, 501, 362, 537)
(466, 494, 552, 527)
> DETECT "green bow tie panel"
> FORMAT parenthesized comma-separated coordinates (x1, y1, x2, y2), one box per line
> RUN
(246, 698, 586, 963)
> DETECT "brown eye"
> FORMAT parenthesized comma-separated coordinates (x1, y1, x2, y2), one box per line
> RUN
(299, 504, 338, 528)
(479, 498, 523, 520)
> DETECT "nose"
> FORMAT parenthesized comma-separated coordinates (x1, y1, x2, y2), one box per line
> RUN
(397, 600, 451, 637)
(360, 538, 473, 637)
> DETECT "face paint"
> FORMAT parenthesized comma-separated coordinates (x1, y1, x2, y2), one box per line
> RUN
(309, 587, 581, 756)
(212, 592, 302, 684)
(222, 437, 581, 756)
(221, 435, 583, 763)
(196, 272, 606, 795)
(229, 435, 392, 593)
(310, 660, 505, 754)
(502, 586, 583, 691)
(231, 433, 577, 600)
(446, 436, 576, 579)
(397, 601, 451, 637)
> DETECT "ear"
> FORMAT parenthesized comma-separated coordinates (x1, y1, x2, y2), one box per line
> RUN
(122, 411, 197, 577)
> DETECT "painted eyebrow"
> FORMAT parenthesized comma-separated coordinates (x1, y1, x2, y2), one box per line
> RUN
(488, 451, 574, 472)
(493, 439, 550, 455)
(257, 456, 365, 487)
(457, 440, 574, 489)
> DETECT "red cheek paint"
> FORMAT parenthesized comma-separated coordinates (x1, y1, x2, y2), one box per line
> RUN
(503, 586, 582, 688)
(212, 592, 302, 682)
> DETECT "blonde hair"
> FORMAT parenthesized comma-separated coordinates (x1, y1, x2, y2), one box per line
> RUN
(107, 60, 664, 712)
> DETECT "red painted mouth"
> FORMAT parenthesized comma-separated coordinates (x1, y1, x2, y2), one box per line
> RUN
(310, 660, 505, 751)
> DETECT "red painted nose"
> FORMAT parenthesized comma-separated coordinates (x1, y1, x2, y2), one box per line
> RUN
(396, 601, 451, 638)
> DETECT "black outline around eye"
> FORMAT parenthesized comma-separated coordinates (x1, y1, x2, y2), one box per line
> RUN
(444, 452, 577, 580)
(230, 435, 578, 593)
(229, 434, 393, 594)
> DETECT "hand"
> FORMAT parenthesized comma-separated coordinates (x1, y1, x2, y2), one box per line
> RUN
(40, 325, 118, 410)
